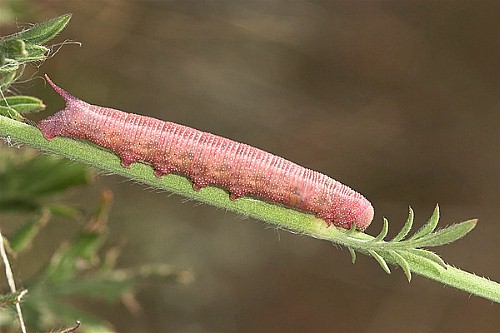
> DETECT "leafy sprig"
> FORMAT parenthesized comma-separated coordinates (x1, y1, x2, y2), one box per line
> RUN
(339, 205, 477, 281)
(0, 14, 71, 119)
(0, 147, 192, 332)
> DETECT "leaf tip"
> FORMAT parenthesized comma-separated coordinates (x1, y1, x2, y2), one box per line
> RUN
(433, 203, 440, 216)
(348, 247, 357, 264)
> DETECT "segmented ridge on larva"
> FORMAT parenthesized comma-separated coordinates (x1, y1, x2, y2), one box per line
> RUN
(38, 74, 374, 230)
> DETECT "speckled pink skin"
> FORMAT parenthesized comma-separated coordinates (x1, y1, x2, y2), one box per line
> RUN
(39, 75, 374, 230)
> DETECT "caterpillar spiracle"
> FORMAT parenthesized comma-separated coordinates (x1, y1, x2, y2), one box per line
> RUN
(38, 75, 374, 230)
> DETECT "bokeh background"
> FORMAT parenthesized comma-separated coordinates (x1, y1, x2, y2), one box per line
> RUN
(2, 1, 500, 332)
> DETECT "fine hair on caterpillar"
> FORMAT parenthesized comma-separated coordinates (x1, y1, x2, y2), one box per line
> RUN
(38, 74, 374, 231)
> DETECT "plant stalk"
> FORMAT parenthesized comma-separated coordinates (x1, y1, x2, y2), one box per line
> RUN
(1, 114, 499, 303)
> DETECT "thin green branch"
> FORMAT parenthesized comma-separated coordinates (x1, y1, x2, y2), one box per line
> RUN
(1, 114, 500, 303)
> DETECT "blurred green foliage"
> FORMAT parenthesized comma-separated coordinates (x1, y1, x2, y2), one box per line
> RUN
(0, 145, 192, 333)
(0, 15, 191, 333)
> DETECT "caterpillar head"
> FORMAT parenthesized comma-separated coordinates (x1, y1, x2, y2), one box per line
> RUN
(356, 202, 374, 231)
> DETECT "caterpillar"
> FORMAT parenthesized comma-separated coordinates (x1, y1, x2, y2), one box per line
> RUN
(38, 75, 374, 230)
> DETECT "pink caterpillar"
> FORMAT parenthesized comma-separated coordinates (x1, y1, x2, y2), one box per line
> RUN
(38, 75, 374, 230)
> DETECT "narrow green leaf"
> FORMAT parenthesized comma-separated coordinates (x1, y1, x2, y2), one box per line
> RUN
(0, 95, 45, 114)
(371, 217, 388, 242)
(369, 250, 391, 274)
(43, 191, 111, 282)
(0, 95, 43, 107)
(346, 221, 357, 236)
(46, 204, 81, 219)
(2, 14, 72, 45)
(410, 219, 477, 248)
(15, 44, 49, 62)
(392, 207, 414, 242)
(390, 250, 412, 282)
(44, 231, 105, 282)
(407, 248, 446, 269)
(348, 247, 357, 264)
(410, 204, 440, 240)
(9, 210, 51, 253)
(0, 105, 23, 120)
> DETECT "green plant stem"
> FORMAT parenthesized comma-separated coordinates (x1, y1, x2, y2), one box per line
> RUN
(399, 252, 500, 303)
(1, 114, 500, 303)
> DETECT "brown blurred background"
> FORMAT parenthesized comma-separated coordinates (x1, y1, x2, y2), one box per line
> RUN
(2, 1, 500, 332)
